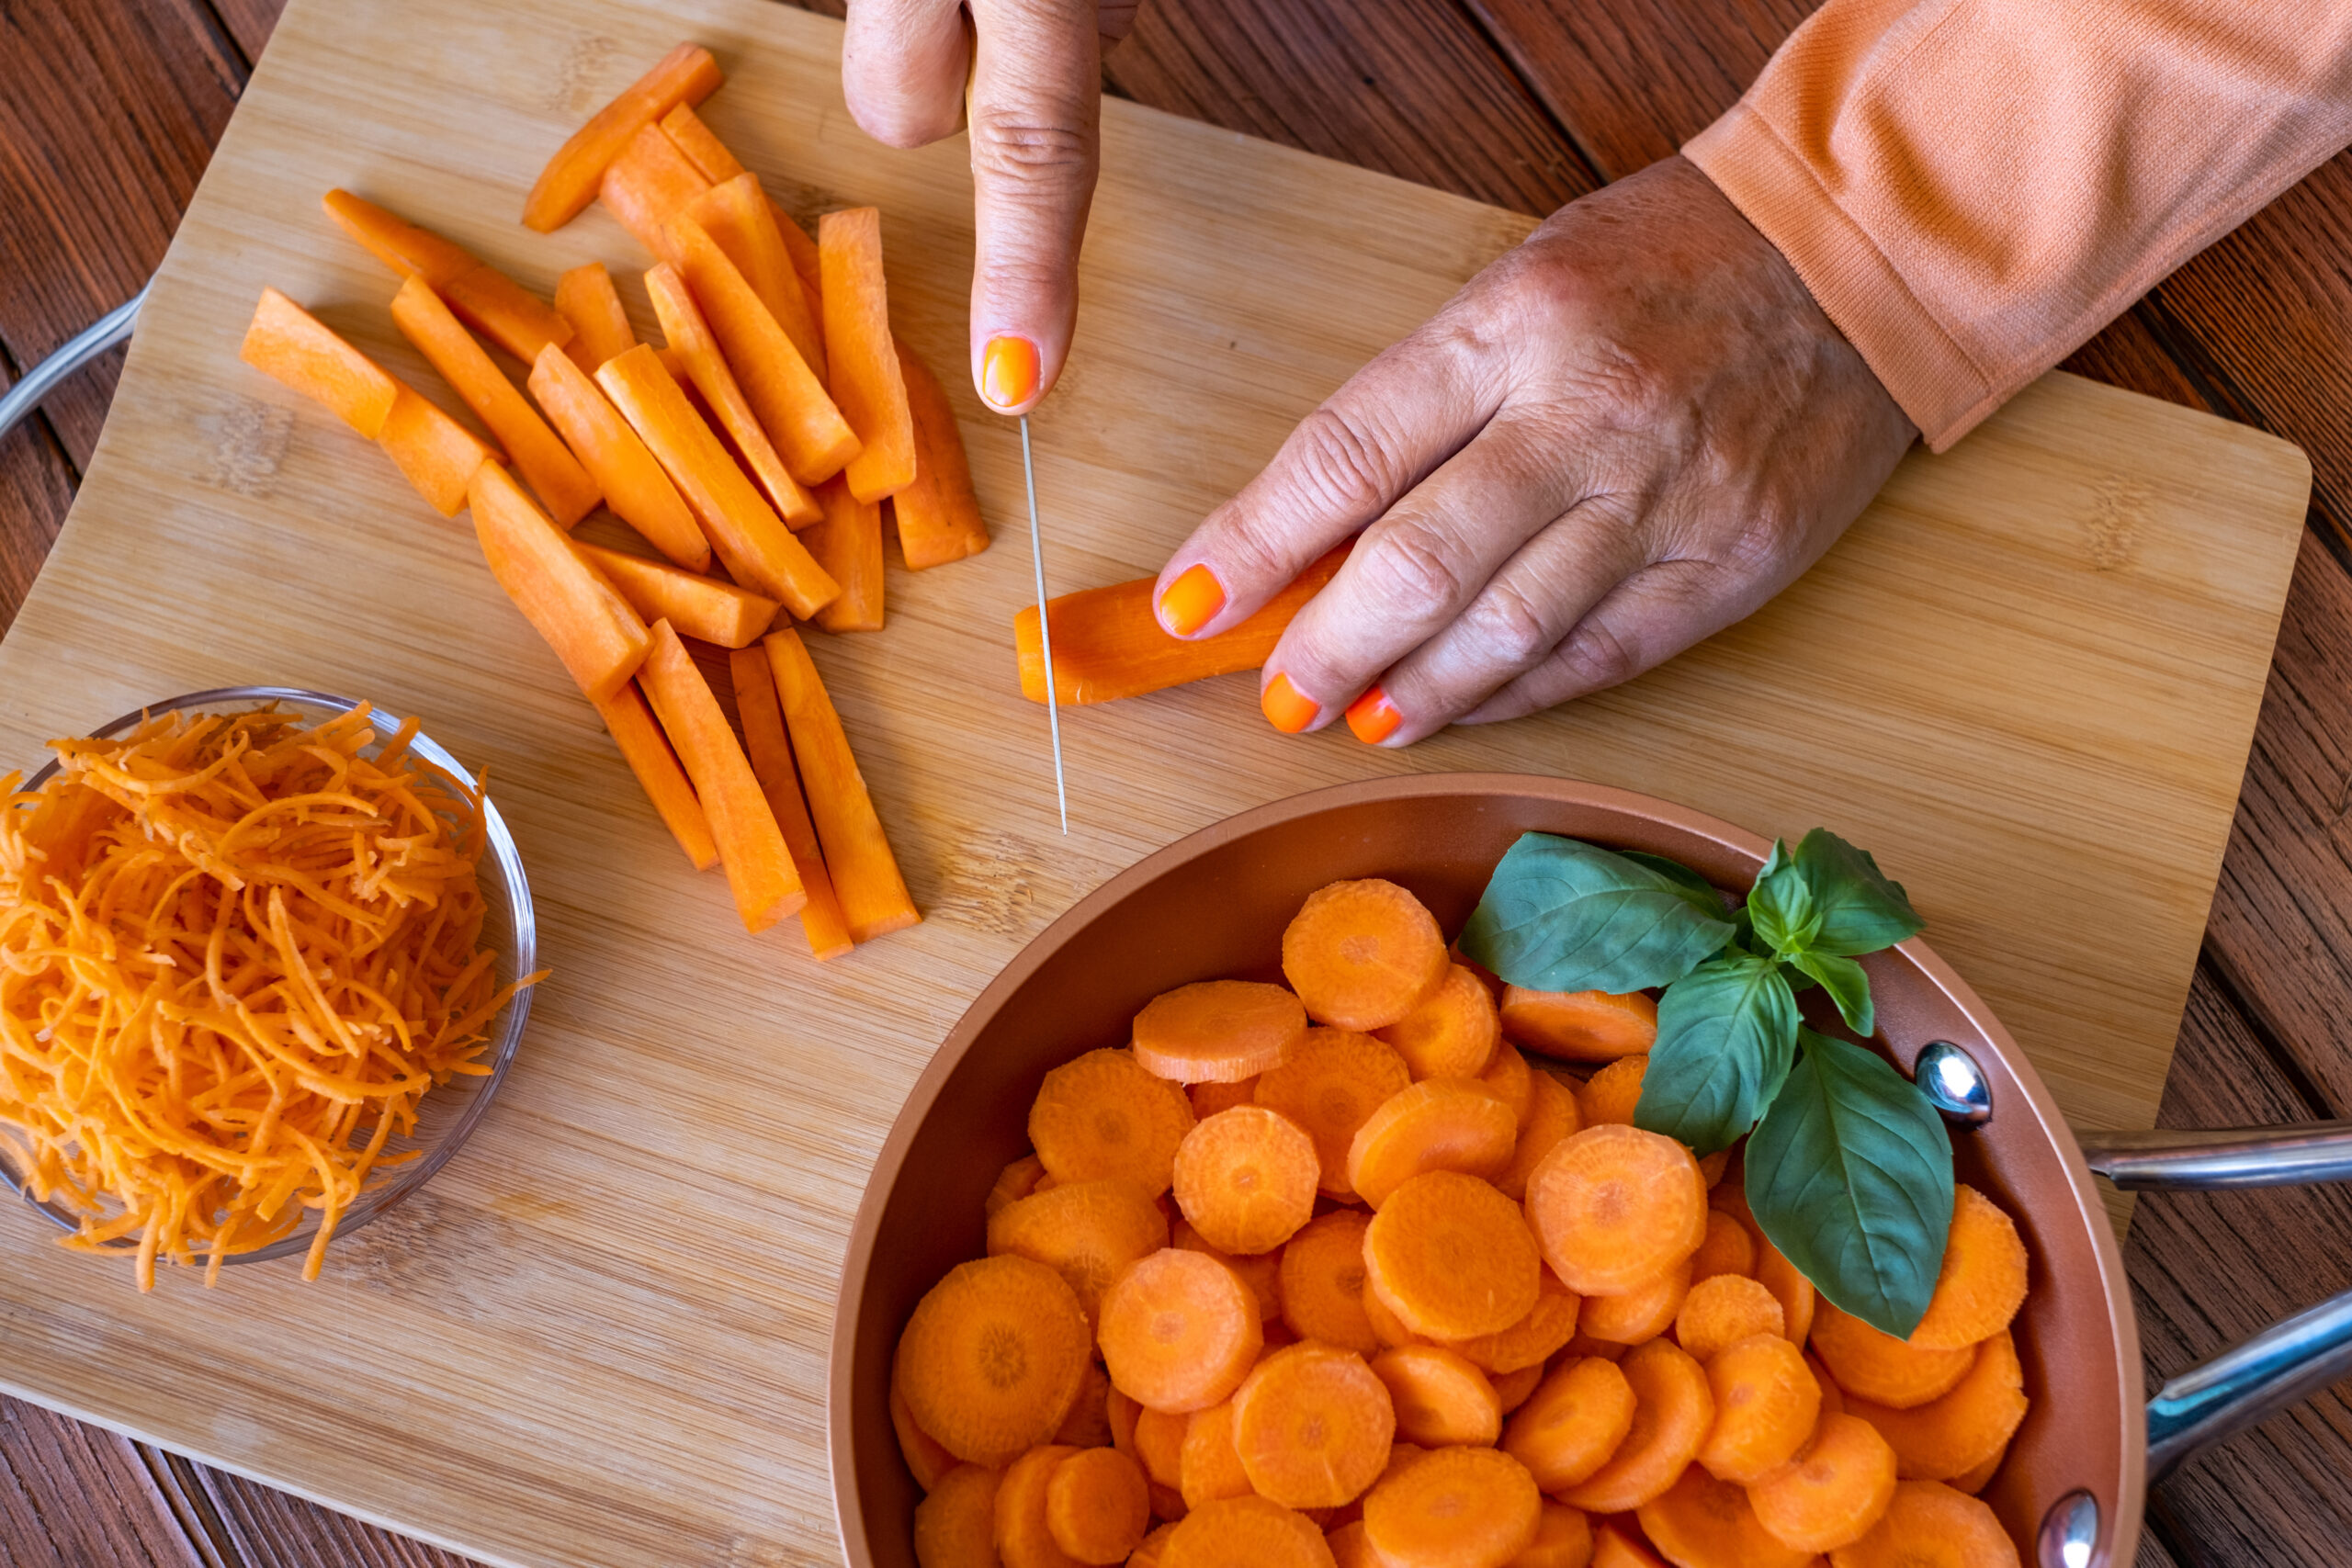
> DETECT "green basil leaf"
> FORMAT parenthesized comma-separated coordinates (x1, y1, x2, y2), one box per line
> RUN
(1793, 950, 1873, 1035)
(1634, 952, 1799, 1154)
(1747, 1030, 1954, 1337)
(1747, 840, 1819, 957)
(1620, 852, 1731, 921)
(1459, 833, 1737, 994)
(1794, 829, 1923, 956)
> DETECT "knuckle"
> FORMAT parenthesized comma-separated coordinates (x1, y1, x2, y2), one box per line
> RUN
(968, 105, 1097, 193)
(1283, 406, 1407, 521)
(1360, 518, 1473, 614)
(851, 97, 954, 150)
(1460, 579, 1558, 667)
(1555, 615, 1643, 694)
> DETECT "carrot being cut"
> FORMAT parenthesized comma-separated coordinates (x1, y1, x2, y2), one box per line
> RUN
(1172, 1106, 1319, 1256)
(1376, 964, 1500, 1080)
(1844, 1329, 2028, 1483)
(762, 627, 922, 940)
(376, 383, 496, 515)
(1277, 1210, 1379, 1353)
(1363, 1171, 1542, 1341)
(1492, 1066, 1582, 1203)
(1502, 1356, 1637, 1492)
(989, 1178, 1170, 1326)
(596, 345, 841, 616)
(636, 620, 804, 932)
(1689, 1210, 1755, 1282)
(1132, 980, 1307, 1084)
(1744, 1413, 1898, 1552)
(729, 645, 855, 960)
(556, 261, 638, 373)
(1577, 1055, 1646, 1128)
(1360, 1445, 1541, 1568)
(239, 288, 400, 438)
(1906, 1185, 2030, 1351)
(1343, 1079, 1517, 1210)
(819, 206, 918, 500)
(392, 276, 601, 525)
(893, 337, 990, 567)
(1372, 1346, 1503, 1448)
(1156, 1496, 1332, 1568)
(529, 346, 709, 568)
(913, 1462, 1001, 1568)
(467, 464, 650, 701)
(1230, 1342, 1397, 1508)
(1500, 987, 1659, 1063)
(1826, 1480, 2020, 1568)
(1029, 1047, 1196, 1196)
(1809, 1301, 1975, 1409)
(807, 477, 886, 632)
(599, 120, 712, 264)
(1046, 1446, 1152, 1564)
(1577, 1260, 1690, 1348)
(645, 261, 819, 525)
(683, 172, 827, 381)
(1096, 1247, 1264, 1414)
(1444, 1265, 1582, 1375)
(526, 42, 722, 231)
(1692, 1332, 1820, 1484)
(322, 189, 572, 362)
(1283, 878, 1450, 1032)
(591, 679, 718, 871)
(1554, 1339, 1714, 1515)
(1633, 1466, 1813, 1568)
(580, 541, 776, 647)
(1252, 1028, 1411, 1197)
(1522, 1123, 1708, 1297)
(1673, 1274, 1784, 1364)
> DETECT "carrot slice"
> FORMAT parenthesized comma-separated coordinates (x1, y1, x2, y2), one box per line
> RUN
(1046, 1445, 1152, 1564)
(893, 1358, 962, 1491)
(645, 261, 819, 525)
(994, 1443, 1081, 1568)
(893, 337, 991, 567)
(1371, 1346, 1502, 1448)
(591, 679, 718, 871)
(1675, 1274, 1785, 1363)
(1173, 1106, 1320, 1256)
(1129, 1522, 1179, 1568)
(392, 276, 600, 525)
(1688, 1210, 1755, 1283)
(1231, 1343, 1397, 1508)
(1134, 981, 1308, 1085)
(1634, 1466, 1812, 1568)
(1578, 1260, 1691, 1348)
(1844, 1329, 2027, 1482)
(1177, 1400, 1252, 1511)
(556, 262, 637, 373)
(762, 627, 921, 939)
(1809, 1351, 1848, 1421)
(1157, 1495, 1335, 1568)
(989, 1178, 1171, 1327)
(1555, 1338, 1714, 1515)
(988, 1154, 1048, 1220)
(1745, 1412, 1897, 1552)
(1502, 1357, 1636, 1493)
(1377, 964, 1501, 1080)
(598, 119, 711, 264)
(1500, 989, 1659, 1064)
(1172, 1218, 1283, 1323)
(1443, 1264, 1583, 1374)
(529, 354, 708, 570)
(1362, 1275, 1430, 1350)
(1513, 1502, 1596, 1568)
(1283, 879, 1450, 1031)
(899, 1254, 1092, 1466)
(1361, 1445, 1541, 1568)
(1190, 1077, 1259, 1119)
(1492, 1363, 1544, 1417)
(467, 463, 649, 699)
(1481, 1043, 1537, 1130)
(1692, 1332, 1820, 1484)
(322, 189, 571, 363)
(1273, 1209, 1378, 1352)
(1130, 1404, 1188, 1492)
(682, 172, 828, 382)
(1253, 1028, 1412, 1198)
(914, 1461, 1001, 1567)
(1325, 1519, 1378, 1568)
(1949, 1437, 2007, 1495)
(1493, 1066, 1583, 1203)
(807, 477, 886, 631)
(1590, 1521, 1667, 1568)
(1016, 547, 1351, 704)
(1029, 1047, 1196, 1197)
(729, 644, 855, 959)
(376, 383, 495, 515)
(525, 42, 720, 231)
(1826, 1480, 2020, 1568)
(1755, 1235, 1816, 1347)
(1577, 1056, 1645, 1128)
(1810, 1300, 1974, 1409)
(578, 541, 775, 647)
(1907, 1185, 2030, 1351)
(239, 288, 400, 437)
(597, 345, 841, 615)
(1364, 1171, 1543, 1340)
(1523, 1124, 1708, 1297)
(1344, 1079, 1518, 1209)
(1056, 1360, 1113, 1449)
(1097, 1247, 1264, 1415)
(819, 206, 918, 501)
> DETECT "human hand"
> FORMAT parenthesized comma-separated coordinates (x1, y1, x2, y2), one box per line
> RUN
(1148, 155, 1919, 744)
(842, 0, 1137, 414)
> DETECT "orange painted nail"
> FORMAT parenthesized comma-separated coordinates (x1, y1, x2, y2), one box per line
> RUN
(1157, 564, 1226, 637)
(981, 335, 1040, 410)
(1345, 685, 1401, 745)
(1261, 672, 1318, 734)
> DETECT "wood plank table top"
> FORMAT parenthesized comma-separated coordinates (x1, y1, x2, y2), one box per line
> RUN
(3, 3, 2350, 1566)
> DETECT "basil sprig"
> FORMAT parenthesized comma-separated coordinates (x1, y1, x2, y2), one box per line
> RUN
(1459, 828, 1947, 1337)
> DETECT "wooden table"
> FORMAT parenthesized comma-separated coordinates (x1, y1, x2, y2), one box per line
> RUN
(4, 2, 2350, 1564)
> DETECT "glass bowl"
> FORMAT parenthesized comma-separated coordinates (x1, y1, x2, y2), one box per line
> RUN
(0, 686, 537, 1272)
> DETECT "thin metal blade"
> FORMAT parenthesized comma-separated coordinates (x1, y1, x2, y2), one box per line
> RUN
(1020, 413, 1069, 833)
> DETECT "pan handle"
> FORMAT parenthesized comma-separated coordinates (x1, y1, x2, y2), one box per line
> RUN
(2144, 1284, 2352, 1481)
(2077, 1121, 2352, 1189)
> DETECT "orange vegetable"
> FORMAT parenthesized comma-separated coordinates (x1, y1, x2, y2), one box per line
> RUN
(1096, 1247, 1264, 1415)
(1634, 1466, 1813, 1568)
(1826, 1480, 2019, 1568)
(644, 260, 819, 525)
(1809, 1301, 1975, 1410)
(892, 337, 991, 568)
(1745, 1412, 1898, 1552)
(322, 189, 571, 362)
(1577, 1260, 1690, 1348)
(1950, 1438, 2007, 1495)
(1491, 1363, 1544, 1417)
(239, 287, 400, 437)
(1555, 1339, 1714, 1515)
(529, 348, 710, 569)
(1673, 1275, 1785, 1364)
(1276, 1211, 1379, 1355)
(636, 619, 804, 931)
(468, 463, 650, 700)
(1173, 1218, 1283, 1324)
(1173, 1106, 1320, 1256)
(1133, 980, 1308, 1085)
(1361, 1445, 1542, 1568)
(1029, 1047, 1196, 1197)
(1344, 1079, 1518, 1209)
(820, 206, 919, 501)
(729, 645, 856, 959)
(1046, 1446, 1153, 1564)
(1523, 1124, 1708, 1297)
(1687, 1210, 1755, 1283)
(1056, 1360, 1112, 1448)
(682, 171, 827, 381)
(596, 345, 842, 616)
(590, 679, 718, 871)
(1363, 1276, 1430, 1350)
(1444, 1266, 1583, 1375)
(994, 1443, 1081, 1568)
(393, 276, 600, 525)
(1177, 1400, 1253, 1510)
(1502, 1357, 1637, 1493)
(1747, 1235, 1815, 1349)
(600, 120, 712, 264)
(807, 476, 887, 631)
(1576, 1056, 1645, 1128)
(989, 1178, 1170, 1327)
(376, 383, 496, 515)
(893, 1363, 961, 1491)
(1809, 1352, 1848, 1421)
(1129, 1522, 1179, 1568)
(772, 195, 825, 318)
(1372, 1346, 1503, 1447)
(913, 1462, 1001, 1567)
(1363, 1171, 1543, 1340)
(899, 1254, 1093, 1466)
(1253, 1028, 1413, 1197)
(762, 627, 922, 940)
(1326, 1520, 1380, 1568)
(1907, 1185, 2030, 1351)
(1190, 1078, 1259, 1119)
(1156, 1495, 1333, 1568)
(1512, 1503, 1595, 1568)
(1590, 1521, 1667, 1568)
(525, 42, 722, 231)
(578, 541, 776, 647)
(1844, 1329, 2028, 1483)
(1481, 1043, 1537, 1130)
(988, 1155, 1048, 1220)
(1499, 988, 1659, 1064)
(1493, 1066, 1583, 1203)
(1283, 879, 1451, 1031)
(1230, 1342, 1397, 1508)
(1130, 1404, 1188, 1492)
(1692, 1332, 1820, 1484)
(555, 261, 637, 373)
(1015, 546, 1351, 705)
(1377, 964, 1501, 1080)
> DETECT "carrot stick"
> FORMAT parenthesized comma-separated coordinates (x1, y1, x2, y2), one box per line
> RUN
(683, 173, 826, 381)
(375, 384, 497, 516)
(636, 620, 804, 932)
(599, 121, 712, 265)
(658, 102, 744, 182)
(1015, 545, 1351, 704)
(644, 262, 820, 525)
(806, 477, 885, 632)
(590, 678, 718, 870)
(390, 276, 601, 525)
(575, 541, 778, 647)
(594, 344, 841, 617)
(554, 262, 637, 373)
(761, 627, 920, 941)
(728, 645, 855, 960)
(525, 42, 722, 233)
(322, 189, 572, 362)
(769, 197, 824, 319)
(671, 214, 859, 486)
(891, 338, 989, 568)
(238, 288, 400, 438)
(466, 464, 650, 701)
(526, 344, 708, 570)
(817, 207, 917, 501)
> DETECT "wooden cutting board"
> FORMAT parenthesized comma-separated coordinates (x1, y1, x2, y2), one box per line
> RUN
(0, 0, 2311, 1562)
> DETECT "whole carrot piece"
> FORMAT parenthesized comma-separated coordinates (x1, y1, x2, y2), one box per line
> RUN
(819, 207, 917, 502)
(762, 628, 919, 942)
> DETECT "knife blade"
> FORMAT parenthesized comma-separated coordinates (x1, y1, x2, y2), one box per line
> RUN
(1020, 412, 1069, 833)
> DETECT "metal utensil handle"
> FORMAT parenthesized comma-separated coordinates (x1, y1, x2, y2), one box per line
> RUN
(0, 282, 150, 444)
(2146, 1284, 2352, 1481)
(2077, 1121, 2352, 1189)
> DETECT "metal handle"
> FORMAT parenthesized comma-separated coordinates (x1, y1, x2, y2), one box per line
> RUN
(2145, 1284, 2352, 1481)
(2077, 1121, 2352, 1189)
(0, 282, 149, 443)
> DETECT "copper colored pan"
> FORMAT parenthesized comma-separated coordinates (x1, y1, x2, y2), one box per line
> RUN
(830, 775, 2352, 1568)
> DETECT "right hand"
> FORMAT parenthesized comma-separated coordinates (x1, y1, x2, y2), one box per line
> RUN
(842, 0, 1136, 415)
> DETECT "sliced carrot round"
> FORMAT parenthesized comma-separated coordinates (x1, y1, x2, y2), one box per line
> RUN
(1191, 1077, 1261, 1119)
(1808, 1352, 1848, 1420)
(1371, 1345, 1504, 1447)
(1158, 1495, 1339, 1568)
(1280, 1210, 1382, 1354)
(1363, 1275, 1430, 1348)
(1555, 1338, 1715, 1515)
(1844, 1329, 2028, 1482)
(1030, 1047, 1198, 1195)
(994, 1443, 1082, 1568)
(1376, 964, 1501, 1079)
(1500, 987, 1658, 1063)
(1755, 1236, 1816, 1346)
(1634, 1464, 1813, 1568)
(1135, 980, 1310, 1084)
(1178, 1399, 1253, 1510)
(1949, 1436, 2008, 1495)
(1098, 1247, 1266, 1414)
(1481, 1042, 1536, 1128)
(1442, 1264, 1583, 1373)
(1130, 1520, 1180, 1568)
(1325, 1518, 1380, 1568)
(1346, 1078, 1520, 1208)
(892, 1366, 961, 1491)
(1747, 1411, 1899, 1551)
(1578, 1259, 1691, 1348)
(1907, 1185, 2030, 1351)
(989, 1178, 1173, 1326)
(1688, 1210, 1755, 1282)
(1511, 1502, 1593, 1568)
(1055, 1359, 1113, 1448)
(899, 1256, 1094, 1466)
(1523, 1124, 1708, 1297)
(1283, 879, 1451, 1031)
(914, 1461, 1003, 1568)
(1493, 1066, 1584, 1202)
(987, 1154, 1049, 1219)
(1365, 1170, 1544, 1339)
(1231, 1343, 1398, 1507)
(1492, 1362, 1544, 1417)
(1810, 1299, 1974, 1409)
(1173, 1216, 1284, 1323)
(1173, 1105, 1321, 1255)
(1675, 1274, 1786, 1364)
(1826, 1480, 2020, 1568)
(1255, 1028, 1415, 1196)
(1131, 1404, 1190, 1492)
(1694, 1331, 1821, 1484)
(1361, 1445, 1542, 1568)
(1591, 1519, 1668, 1568)
(1502, 1357, 1637, 1493)
(1045, 1446, 1152, 1564)
(1576, 1055, 1646, 1128)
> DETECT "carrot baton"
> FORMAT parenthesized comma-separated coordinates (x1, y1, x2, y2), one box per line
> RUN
(322, 189, 572, 363)
(573, 540, 779, 648)
(554, 262, 638, 373)
(592, 678, 718, 871)
(1014, 543, 1351, 704)
(891, 338, 989, 568)
(644, 261, 819, 525)
(377, 385, 497, 516)
(599, 121, 711, 265)
(762, 628, 920, 941)
(770, 197, 824, 321)
(526, 345, 708, 570)
(525, 41, 722, 233)
(659, 102, 744, 183)
(682, 173, 827, 382)
(670, 214, 857, 486)
(637, 619, 805, 933)
(818, 207, 918, 502)
(807, 478, 885, 633)
(239, 288, 401, 438)
(467, 464, 650, 702)
(728, 646, 855, 960)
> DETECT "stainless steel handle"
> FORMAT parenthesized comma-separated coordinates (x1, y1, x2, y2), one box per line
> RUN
(2145, 1284, 2352, 1481)
(0, 282, 150, 443)
(2077, 1122, 2352, 1189)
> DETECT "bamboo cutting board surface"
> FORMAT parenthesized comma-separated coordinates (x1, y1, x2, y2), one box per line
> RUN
(0, 0, 2312, 1562)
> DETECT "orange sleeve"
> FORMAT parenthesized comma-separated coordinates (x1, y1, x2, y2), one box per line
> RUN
(1684, 1, 2352, 449)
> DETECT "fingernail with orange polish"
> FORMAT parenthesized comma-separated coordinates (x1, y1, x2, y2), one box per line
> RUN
(1346, 685, 1401, 745)
(1157, 564, 1226, 637)
(981, 335, 1040, 410)
(1261, 672, 1318, 734)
